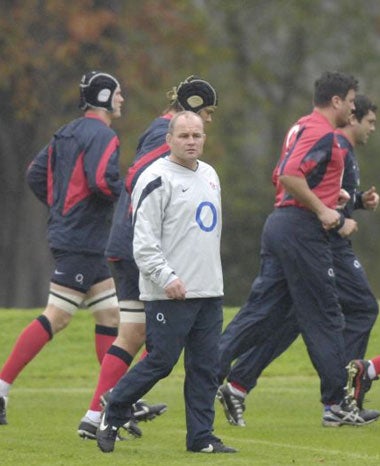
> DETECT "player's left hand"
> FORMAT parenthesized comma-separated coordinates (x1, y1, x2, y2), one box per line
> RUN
(362, 186, 379, 211)
(338, 218, 358, 238)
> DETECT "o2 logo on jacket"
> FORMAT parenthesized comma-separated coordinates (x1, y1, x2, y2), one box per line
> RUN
(196, 202, 217, 232)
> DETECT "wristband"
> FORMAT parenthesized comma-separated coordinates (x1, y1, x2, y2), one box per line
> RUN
(330, 211, 345, 233)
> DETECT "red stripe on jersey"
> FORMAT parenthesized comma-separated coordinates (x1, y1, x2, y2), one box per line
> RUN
(63, 151, 91, 215)
(273, 111, 344, 209)
(47, 144, 54, 206)
(126, 142, 170, 193)
(96, 136, 119, 196)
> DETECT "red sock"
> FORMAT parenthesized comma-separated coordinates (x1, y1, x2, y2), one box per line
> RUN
(371, 356, 380, 376)
(138, 348, 148, 361)
(89, 348, 132, 411)
(230, 381, 247, 395)
(94, 325, 118, 363)
(0, 318, 51, 383)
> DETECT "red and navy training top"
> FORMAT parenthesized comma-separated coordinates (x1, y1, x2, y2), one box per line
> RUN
(272, 110, 345, 210)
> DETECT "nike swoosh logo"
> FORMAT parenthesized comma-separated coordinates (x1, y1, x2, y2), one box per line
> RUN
(182, 188, 190, 192)
(99, 415, 109, 431)
(200, 444, 214, 452)
(54, 270, 65, 275)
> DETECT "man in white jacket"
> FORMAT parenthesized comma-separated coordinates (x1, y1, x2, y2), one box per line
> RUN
(96, 111, 236, 454)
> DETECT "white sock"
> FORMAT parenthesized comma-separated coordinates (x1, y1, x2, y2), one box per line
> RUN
(227, 382, 246, 398)
(85, 410, 101, 423)
(367, 361, 377, 380)
(0, 379, 11, 397)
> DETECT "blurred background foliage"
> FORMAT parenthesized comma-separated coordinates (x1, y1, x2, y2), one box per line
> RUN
(1, 0, 380, 307)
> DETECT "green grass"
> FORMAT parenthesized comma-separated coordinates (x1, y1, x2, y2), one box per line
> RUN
(1, 307, 380, 465)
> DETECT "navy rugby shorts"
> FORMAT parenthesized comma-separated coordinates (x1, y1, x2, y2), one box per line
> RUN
(50, 249, 112, 293)
(108, 258, 140, 301)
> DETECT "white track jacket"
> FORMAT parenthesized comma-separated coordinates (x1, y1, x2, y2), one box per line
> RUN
(131, 157, 223, 301)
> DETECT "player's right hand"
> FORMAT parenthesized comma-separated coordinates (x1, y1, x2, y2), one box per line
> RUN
(319, 207, 341, 230)
(164, 278, 186, 300)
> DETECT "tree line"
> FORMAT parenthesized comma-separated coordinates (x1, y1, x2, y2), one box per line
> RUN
(1, 0, 380, 307)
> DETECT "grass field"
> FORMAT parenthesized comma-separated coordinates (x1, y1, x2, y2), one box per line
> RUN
(1, 307, 380, 465)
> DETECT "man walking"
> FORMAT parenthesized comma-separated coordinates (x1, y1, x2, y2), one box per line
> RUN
(96, 111, 236, 454)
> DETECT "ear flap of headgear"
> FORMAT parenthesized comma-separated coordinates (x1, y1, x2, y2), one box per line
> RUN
(79, 71, 120, 112)
(175, 75, 218, 113)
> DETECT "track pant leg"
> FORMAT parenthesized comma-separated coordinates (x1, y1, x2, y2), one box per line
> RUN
(106, 300, 196, 427)
(228, 312, 299, 392)
(218, 244, 293, 384)
(332, 240, 379, 361)
(184, 298, 223, 450)
(269, 209, 347, 404)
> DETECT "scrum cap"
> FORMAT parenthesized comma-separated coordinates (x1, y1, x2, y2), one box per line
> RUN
(79, 71, 120, 112)
(175, 75, 218, 113)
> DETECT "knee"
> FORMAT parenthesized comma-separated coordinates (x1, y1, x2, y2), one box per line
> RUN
(115, 322, 146, 355)
(118, 320, 146, 341)
(43, 308, 72, 334)
(366, 296, 379, 321)
(86, 285, 120, 327)
(46, 286, 82, 333)
(93, 308, 120, 327)
(148, 352, 176, 378)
